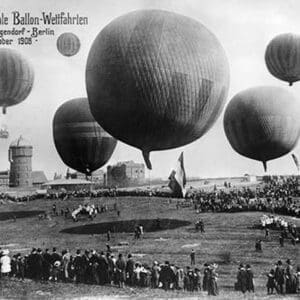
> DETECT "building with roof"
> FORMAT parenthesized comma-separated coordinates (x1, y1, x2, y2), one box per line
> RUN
(107, 161, 145, 187)
(42, 178, 92, 191)
(0, 170, 9, 187)
(32, 171, 48, 187)
(9, 136, 33, 187)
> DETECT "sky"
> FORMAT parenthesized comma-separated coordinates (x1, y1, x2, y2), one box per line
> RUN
(0, 0, 300, 180)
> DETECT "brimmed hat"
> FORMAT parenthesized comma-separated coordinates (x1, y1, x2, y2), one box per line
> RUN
(2, 249, 9, 255)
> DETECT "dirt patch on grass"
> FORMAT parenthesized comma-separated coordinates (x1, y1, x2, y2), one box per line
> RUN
(61, 219, 191, 234)
(0, 210, 44, 221)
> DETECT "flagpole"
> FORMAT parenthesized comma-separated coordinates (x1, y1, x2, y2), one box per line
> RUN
(148, 168, 151, 210)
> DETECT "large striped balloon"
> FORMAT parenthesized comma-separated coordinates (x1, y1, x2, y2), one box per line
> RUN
(86, 10, 229, 169)
(57, 32, 80, 57)
(53, 98, 117, 175)
(224, 86, 300, 171)
(265, 33, 300, 86)
(0, 48, 34, 114)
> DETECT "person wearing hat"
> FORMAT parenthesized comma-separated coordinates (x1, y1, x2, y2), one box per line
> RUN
(275, 260, 285, 294)
(267, 269, 276, 294)
(126, 253, 135, 286)
(246, 264, 254, 292)
(73, 249, 84, 283)
(208, 263, 219, 296)
(116, 253, 126, 288)
(98, 251, 109, 285)
(236, 263, 247, 293)
(42, 248, 52, 281)
(0, 249, 11, 277)
(202, 263, 209, 291)
(285, 259, 297, 293)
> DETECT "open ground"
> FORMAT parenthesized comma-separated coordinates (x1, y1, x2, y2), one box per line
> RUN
(0, 196, 299, 299)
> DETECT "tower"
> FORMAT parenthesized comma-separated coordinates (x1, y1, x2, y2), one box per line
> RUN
(9, 136, 33, 187)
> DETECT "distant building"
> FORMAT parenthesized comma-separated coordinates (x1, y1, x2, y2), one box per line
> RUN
(107, 161, 145, 187)
(9, 136, 33, 187)
(42, 178, 91, 191)
(67, 169, 105, 186)
(0, 170, 9, 187)
(32, 171, 48, 187)
(243, 174, 257, 182)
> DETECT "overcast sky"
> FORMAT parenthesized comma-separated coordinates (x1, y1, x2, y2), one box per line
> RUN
(0, 0, 300, 180)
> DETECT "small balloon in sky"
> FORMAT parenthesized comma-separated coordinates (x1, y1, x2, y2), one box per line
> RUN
(265, 33, 300, 86)
(56, 32, 81, 57)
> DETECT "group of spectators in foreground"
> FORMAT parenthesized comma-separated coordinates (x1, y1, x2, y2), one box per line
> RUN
(1, 247, 299, 295)
(0, 247, 220, 295)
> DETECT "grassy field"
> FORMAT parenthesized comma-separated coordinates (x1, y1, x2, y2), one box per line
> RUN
(0, 196, 299, 299)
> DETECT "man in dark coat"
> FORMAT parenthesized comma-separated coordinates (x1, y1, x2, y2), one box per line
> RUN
(35, 248, 44, 281)
(116, 253, 126, 288)
(90, 250, 99, 284)
(126, 254, 135, 286)
(160, 261, 175, 290)
(98, 251, 109, 284)
(203, 263, 209, 291)
(107, 253, 115, 284)
(236, 264, 247, 293)
(42, 248, 52, 281)
(246, 264, 254, 292)
(51, 247, 61, 265)
(190, 249, 195, 266)
(73, 249, 84, 283)
(275, 260, 285, 294)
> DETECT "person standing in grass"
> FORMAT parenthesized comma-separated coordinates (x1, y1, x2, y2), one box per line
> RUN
(267, 269, 276, 294)
(0, 249, 11, 278)
(246, 264, 254, 292)
(190, 249, 195, 266)
(116, 253, 126, 288)
(208, 263, 219, 296)
(275, 260, 285, 294)
(202, 263, 209, 291)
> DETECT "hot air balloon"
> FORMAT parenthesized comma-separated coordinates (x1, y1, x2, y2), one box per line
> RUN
(223, 86, 300, 171)
(265, 33, 300, 86)
(0, 48, 34, 114)
(56, 32, 80, 57)
(53, 98, 117, 175)
(86, 10, 229, 169)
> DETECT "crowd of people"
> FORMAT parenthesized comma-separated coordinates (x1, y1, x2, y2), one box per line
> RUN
(1, 177, 299, 218)
(0, 247, 299, 295)
(0, 247, 220, 295)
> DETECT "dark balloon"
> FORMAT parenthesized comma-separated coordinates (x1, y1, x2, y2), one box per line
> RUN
(57, 32, 80, 57)
(265, 33, 300, 86)
(0, 48, 34, 114)
(53, 98, 117, 175)
(86, 10, 229, 169)
(224, 86, 300, 171)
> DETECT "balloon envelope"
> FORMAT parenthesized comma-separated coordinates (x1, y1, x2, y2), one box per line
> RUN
(53, 98, 117, 175)
(0, 48, 34, 114)
(57, 32, 80, 57)
(86, 10, 229, 169)
(265, 33, 300, 86)
(224, 86, 300, 170)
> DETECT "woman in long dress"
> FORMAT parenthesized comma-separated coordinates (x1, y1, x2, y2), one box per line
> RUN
(208, 263, 219, 296)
